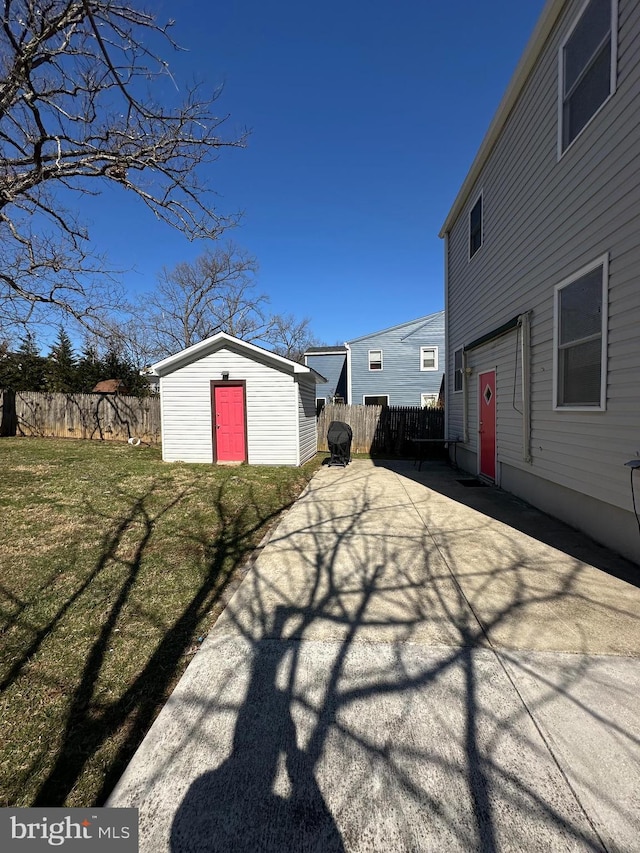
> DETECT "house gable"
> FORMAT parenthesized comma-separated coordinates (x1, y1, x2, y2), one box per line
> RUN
(153, 332, 316, 380)
(347, 311, 445, 406)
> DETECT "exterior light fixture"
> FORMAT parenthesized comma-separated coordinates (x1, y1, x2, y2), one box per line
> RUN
(222, 372, 229, 381)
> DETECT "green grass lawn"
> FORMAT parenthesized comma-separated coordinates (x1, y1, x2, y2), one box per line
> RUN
(0, 437, 322, 807)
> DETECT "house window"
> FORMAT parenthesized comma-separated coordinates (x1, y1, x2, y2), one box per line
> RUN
(454, 348, 463, 393)
(554, 255, 608, 409)
(420, 346, 438, 371)
(421, 393, 438, 408)
(368, 349, 383, 371)
(316, 398, 326, 416)
(363, 395, 388, 406)
(560, 0, 617, 153)
(469, 193, 483, 258)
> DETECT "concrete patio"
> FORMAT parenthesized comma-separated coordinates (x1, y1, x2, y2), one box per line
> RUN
(108, 460, 640, 852)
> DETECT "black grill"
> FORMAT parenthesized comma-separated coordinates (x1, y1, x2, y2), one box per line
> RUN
(326, 421, 352, 467)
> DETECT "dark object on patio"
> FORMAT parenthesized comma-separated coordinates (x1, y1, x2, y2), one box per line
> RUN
(326, 421, 352, 467)
(457, 479, 488, 487)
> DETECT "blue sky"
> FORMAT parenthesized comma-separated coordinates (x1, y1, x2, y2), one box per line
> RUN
(79, 0, 546, 347)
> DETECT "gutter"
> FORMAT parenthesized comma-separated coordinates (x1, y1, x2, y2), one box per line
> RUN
(464, 316, 521, 353)
(345, 342, 352, 405)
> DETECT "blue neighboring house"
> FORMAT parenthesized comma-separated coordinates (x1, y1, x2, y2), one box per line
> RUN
(303, 346, 348, 411)
(304, 310, 445, 408)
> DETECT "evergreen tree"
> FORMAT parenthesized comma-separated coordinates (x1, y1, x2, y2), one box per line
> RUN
(14, 333, 47, 391)
(0, 340, 18, 389)
(45, 328, 77, 392)
(100, 342, 148, 396)
(76, 341, 104, 393)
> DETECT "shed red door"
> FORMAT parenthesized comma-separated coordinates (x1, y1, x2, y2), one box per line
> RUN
(479, 370, 496, 481)
(213, 384, 246, 462)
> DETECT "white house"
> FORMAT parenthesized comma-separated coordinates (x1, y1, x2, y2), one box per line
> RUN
(440, 0, 640, 563)
(152, 333, 321, 466)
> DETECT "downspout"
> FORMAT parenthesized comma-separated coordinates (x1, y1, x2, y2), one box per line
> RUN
(443, 232, 450, 441)
(519, 311, 532, 463)
(345, 342, 352, 405)
(462, 349, 469, 444)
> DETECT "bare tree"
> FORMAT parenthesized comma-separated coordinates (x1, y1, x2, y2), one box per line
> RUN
(0, 0, 246, 336)
(144, 243, 266, 357)
(139, 244, 323, 363)
(267, 312, 319, 363)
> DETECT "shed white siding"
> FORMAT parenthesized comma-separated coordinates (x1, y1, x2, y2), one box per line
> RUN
(297, 378, 317, 465)
(443, 0, 640, 561)
(159, 344, 301, 465)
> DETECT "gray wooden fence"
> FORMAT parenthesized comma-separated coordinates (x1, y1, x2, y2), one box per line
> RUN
(0, 393, 444, 456)
(317, 403, 444, 456)
(0, 390, 161, 443)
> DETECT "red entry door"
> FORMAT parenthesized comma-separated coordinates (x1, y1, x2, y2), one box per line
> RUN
(214, 385, 246, 462)
(479, 370, 496, 480)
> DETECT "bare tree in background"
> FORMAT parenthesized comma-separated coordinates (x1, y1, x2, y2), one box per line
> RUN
(0, 0, 246, 337)
(144, 243, 265, 357)
(140, 244, 321, 363)
(268, 312, 319, 363)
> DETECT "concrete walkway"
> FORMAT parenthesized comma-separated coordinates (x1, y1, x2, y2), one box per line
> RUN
(108, 460, 640, 852)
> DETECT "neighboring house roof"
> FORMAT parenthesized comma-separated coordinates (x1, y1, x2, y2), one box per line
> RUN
(93, 379, 128, 394)
(304, 346, 348, 355)
(346, 310, 445, 344)
(439, 0, 564, 237)
(152, 331, 324, 381)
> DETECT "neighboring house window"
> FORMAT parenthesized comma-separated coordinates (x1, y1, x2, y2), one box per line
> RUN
(454, 348, 463, 393)
(363, 395, 388, 406)
(469, 193, 483, 258)
(368, 349, 383, 370)
(554, 255, 608, 410)
(420, 346, 438, 371)
(316, 398, 326, 416)
(560, 0, 617, 154)
(421, 393, 438, 408)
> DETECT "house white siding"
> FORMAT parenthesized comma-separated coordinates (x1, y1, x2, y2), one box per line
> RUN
(297, 378, 318, 464)
(160, 344, 300, 465)
(443, 0, 640, 562)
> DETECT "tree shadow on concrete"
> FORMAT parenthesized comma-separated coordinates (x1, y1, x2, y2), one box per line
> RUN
(170, 611, 345, 852)
(379, 458, 639, 586)
(147, 463, 640, 852)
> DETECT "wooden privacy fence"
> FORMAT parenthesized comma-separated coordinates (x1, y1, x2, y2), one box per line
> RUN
(317, 403, 444, 456)
(0, 390, 161, 443)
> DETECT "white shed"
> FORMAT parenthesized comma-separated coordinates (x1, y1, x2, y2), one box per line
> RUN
(152, 332, 322, 466)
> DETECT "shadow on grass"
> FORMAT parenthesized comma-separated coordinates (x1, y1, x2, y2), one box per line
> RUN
(0, 475, 302, 808)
